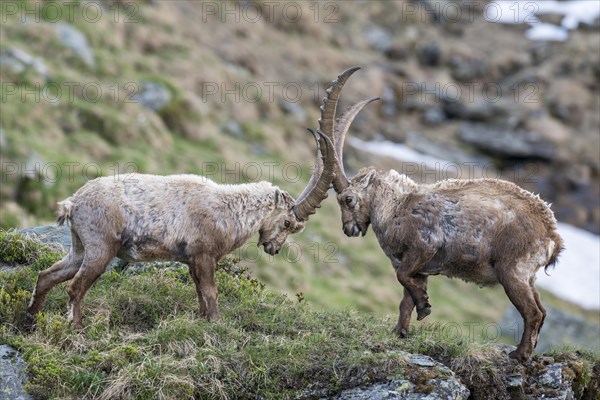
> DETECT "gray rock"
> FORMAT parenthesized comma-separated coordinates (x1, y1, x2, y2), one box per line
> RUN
(458, 123, 555, 160)
(0, 345, 32, 400)
(422, 107, 446, 126)
(133, 81, 173, 111)
(539, 363, 564, 389)
(328, 351, 469, 400)
(535, 363, 575, 400)
(443, 100, 495, 122)
(417, 42, 441, 67)
(449, 56, 487, 82)
(499, 306, 600, 353)
(365, 27, 393, 52)
(329, 375, 470, 400)
(382, 84, 397, 118)
(18, 224, 71, 253)
(0, 48, 48, 79)
(55, 23, 94, 68)
(409, 354, 436, 367)
(279, 99, 306, 122)
(506, 372, 527, 400)
(507, 373, 524, 387)
(405, 131, 491, 166)
(222, 120, 244, 139)
(16, 225, 122, 270)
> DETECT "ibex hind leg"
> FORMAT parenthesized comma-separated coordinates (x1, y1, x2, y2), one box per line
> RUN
(66, 243, 118, 329)
(530, 276, 547, 348)
(498, 266, 544, 362)
(27, 231, 85, 322)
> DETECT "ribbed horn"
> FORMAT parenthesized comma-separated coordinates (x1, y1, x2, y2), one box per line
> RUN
(318, 67, 361, 192)
(331, 96, 381, 191)
(293, 129, 334, 221)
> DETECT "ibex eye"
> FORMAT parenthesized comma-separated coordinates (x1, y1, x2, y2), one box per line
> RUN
(345, 196, 353, 204)
(284, 220, 291, 228)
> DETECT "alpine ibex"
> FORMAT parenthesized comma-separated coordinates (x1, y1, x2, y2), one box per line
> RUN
(318, 67, 563, 361)
(27, 105, 337, 330)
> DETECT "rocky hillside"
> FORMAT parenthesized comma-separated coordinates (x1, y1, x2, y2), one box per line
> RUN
(2, 0, 598, 232)
(1, 231, 599, 399)
(1, 0, 598, 356)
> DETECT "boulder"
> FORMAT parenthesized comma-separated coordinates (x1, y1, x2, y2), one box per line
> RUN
(0, 48, 48, 81)
(327, 350, 470, 399)
(55, 23, 94, 68)
(17, 225, 123, 270)
(417, 42, 442, 67)
(133, 81, 173, 112)
(458, 123, 556, 160)
(364, 27, 393, 52)
(0, 345, 31, 400)
(449, 56, 488, 82)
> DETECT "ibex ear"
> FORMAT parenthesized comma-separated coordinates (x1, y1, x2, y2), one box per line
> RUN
(274, 189, 292, 209)
(274, 189, 281, 207)
(357, 170, 376, 189)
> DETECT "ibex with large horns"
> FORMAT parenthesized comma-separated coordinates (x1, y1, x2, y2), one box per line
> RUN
(27, 89, 337, 330)
(318, 66, 563, 361)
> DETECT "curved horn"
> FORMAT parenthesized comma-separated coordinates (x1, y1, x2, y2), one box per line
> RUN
(293, 129, 334, 222)
(318, 67, 361, 193)
(295, 129, 324, 205)
(332, 96, 381, 191)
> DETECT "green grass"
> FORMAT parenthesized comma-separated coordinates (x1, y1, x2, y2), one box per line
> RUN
(1, 231, 598, 399)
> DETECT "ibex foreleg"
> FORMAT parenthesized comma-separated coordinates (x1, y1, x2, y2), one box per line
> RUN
(188, 255, 220, 322)
(393, 274, 428, 337)
(394, 253, 432, 321)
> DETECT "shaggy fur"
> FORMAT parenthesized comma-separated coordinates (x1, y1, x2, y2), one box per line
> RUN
(336, 167, 564, 361)
(27, 174, 305, 328)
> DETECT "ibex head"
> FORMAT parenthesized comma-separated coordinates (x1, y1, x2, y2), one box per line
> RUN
(259, 114, 335, 255)
(258, 188, 305, 255)
(337, 167, 378, 237)
(315, 66, 380, 238)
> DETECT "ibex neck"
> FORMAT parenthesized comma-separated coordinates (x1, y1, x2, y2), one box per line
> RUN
(217, 182, 278, 248)
(370, 171, 418, 227)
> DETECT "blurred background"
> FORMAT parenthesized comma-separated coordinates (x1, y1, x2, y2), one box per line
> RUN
(1, 0, 598, 351)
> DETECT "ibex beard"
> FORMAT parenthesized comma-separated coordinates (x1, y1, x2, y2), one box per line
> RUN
(316, 66, 564, 362)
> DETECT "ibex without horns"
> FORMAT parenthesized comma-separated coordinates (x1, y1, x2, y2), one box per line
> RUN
(27, 93, 337, 330)
(318, 67, 563, 362)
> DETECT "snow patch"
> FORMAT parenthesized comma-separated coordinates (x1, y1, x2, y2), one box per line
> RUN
(348, 137, 446, 169)
(536, 223, 600, 310)
(485, 0, 600, 41)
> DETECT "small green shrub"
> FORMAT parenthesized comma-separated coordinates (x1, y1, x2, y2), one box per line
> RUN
(0, 230, 63, 269)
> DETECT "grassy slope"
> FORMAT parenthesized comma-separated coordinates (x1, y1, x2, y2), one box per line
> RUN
(1, 231, 598, 400)
(0, 0, 597, 346)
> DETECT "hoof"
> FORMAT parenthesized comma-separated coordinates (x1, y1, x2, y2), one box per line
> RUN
(205, 313, 221, 323)
(416, 305, 431, 321)
(22, 313, 36, 332)
(508, 350, 529, 363)
(392, 326, 408, 338)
